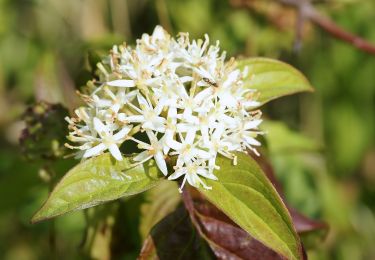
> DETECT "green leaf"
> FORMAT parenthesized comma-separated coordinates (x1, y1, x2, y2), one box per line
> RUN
(198, 153, 303, 260)
(238, 57, 313, 105)
(261, 120, 321, 154)
(183, 187, 285, 259)
(31, 153, 163, 223)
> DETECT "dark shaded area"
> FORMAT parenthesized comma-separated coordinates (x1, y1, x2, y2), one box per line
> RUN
(139, 205, 215, 260)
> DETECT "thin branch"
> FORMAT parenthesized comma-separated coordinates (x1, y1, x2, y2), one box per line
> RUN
(308, 8, 375, 54)
(231, 0, 375, 55)
(280, 0, 375, 55)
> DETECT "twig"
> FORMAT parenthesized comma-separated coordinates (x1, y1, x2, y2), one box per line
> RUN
(308, 8, 375, 54)
(283, 0, 375, 55)
(231, 0, 375, 55)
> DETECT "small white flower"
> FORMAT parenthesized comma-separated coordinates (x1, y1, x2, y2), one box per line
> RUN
(92, 87, 138, 113)
(66, 26, 263, 191)
(168, 160, 217, 192)
(125, 94, 166, 132)
(83, 117, 131, 161)
(168, 129, 211, 169)
(131, 130, 168, 176)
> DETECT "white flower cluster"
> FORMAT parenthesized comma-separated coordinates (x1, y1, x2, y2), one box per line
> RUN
(66, 26, 262, 191)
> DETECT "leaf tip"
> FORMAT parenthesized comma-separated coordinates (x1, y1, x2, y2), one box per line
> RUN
(30, 202, 54, 224)
(30, 210, 44, 224)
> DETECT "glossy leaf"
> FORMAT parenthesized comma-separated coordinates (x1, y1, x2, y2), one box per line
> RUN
(32, 153, 163, 223)
(198, 153, 303, 260)
(184, 188, 285, 259)
(238, 58, 313, 105)
(253, 153, 329, 241)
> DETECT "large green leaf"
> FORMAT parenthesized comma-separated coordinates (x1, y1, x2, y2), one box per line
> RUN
(238, 58, 313, 105)
(32, 153, 163, 223)
(198, 153, 303, 260)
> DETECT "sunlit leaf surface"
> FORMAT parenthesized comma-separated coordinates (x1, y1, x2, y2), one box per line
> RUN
(238, 58, 313, 105)
(198, 153, 303, 260)
(32, 153, 163, 223)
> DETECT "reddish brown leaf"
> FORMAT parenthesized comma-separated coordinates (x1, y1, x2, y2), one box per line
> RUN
(182, 188, 287, 260)
(289, 208, 328, 235)
(139, 153, 326, 259)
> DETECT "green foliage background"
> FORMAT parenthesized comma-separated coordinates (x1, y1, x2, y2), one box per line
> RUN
(0, 0, 374, 259)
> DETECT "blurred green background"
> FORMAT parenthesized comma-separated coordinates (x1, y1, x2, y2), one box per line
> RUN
(0, 0, 374, 259)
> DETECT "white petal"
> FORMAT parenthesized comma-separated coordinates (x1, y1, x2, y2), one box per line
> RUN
(200, 125, 209, 145)
(168, 168, 186, 180)
(137, 94, 150, 108)
(117, 113, 127, 122)
(212, 126, 224, 139)
(155, 151, 168, 176)
(186, 173, 200, 188)
(145, 78, 160, 87)
(93, 117, 107, 135)
(243, 100, 260, 108)
(194, 67, 213, 80)
(152, 25, 166, 40)
(168, 107, 177, 118)
(244, 135, 261, 146)
(111, 103, 120, 113)
(194, 149, 210, 159)
(94, 98, 112, 107)
(219, 92, 237, 108)
(134, 151, 151, 162)
(167, 139, 183, 151)
(223, 70, 240, 88)
(126, 90, 139, 101)
(154, 102, 164, 115)
(113, 126, 132, 141)
(83, 143, 106, 158)
(179, 76, 193, 83)
(219, 114, 237, 126)
(108, 144, 123, 161)
(143, 121, 166, 132)
(244, 119, 262, 130)
(197, 168, 218, 180)
(107, 79, 135, 88)
(126, 115, 145, 123)
(194, 87, 213, 104)
(176, 123, 193, 133)
(185, 129, 196, 144)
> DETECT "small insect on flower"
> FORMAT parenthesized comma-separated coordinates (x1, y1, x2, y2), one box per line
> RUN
(202, 77, 218, 88)
(66, 26, 263, 191)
